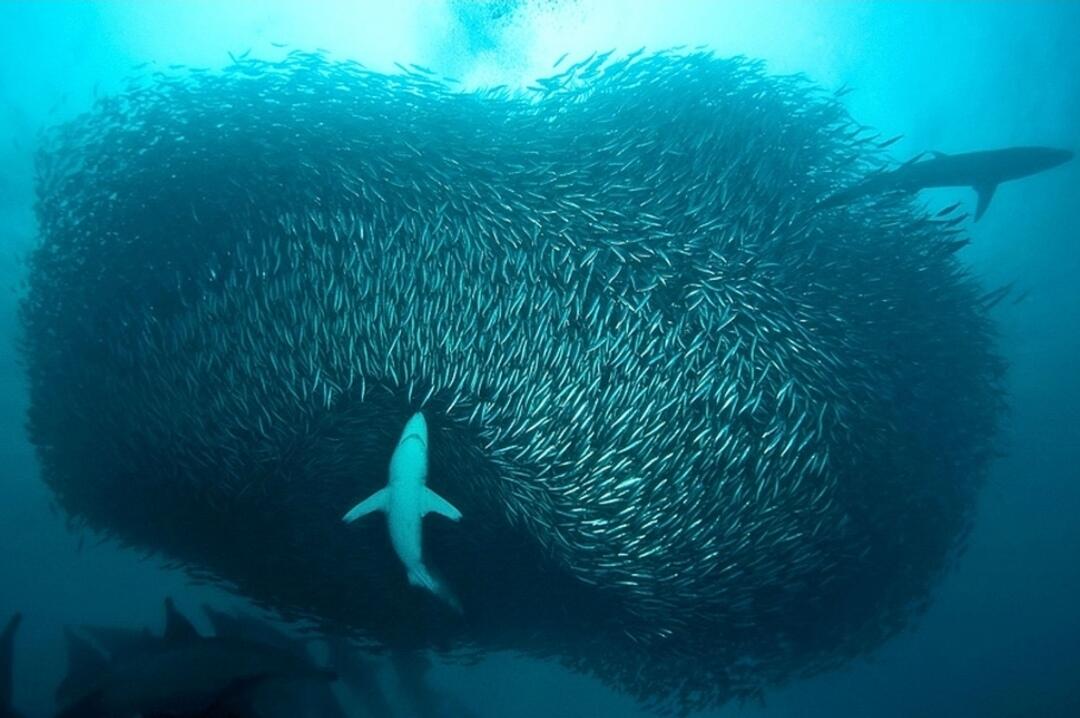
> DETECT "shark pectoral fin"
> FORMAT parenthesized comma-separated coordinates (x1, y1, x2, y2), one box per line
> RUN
(974, 183, 998, 222)
(421, 488, 462, 521)
(342, 488, 389, 523)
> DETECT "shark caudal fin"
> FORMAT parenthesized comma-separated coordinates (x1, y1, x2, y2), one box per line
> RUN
(973, 182, 998, 222)
(342, 488, 389, 523)
(407, 565, 463, 614)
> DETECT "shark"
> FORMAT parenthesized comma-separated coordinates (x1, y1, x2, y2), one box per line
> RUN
(820, 146, 1073, 221)
(342, 412, 463, 612)
(55, 599, 335, 718)
(1, 613, 22, 718)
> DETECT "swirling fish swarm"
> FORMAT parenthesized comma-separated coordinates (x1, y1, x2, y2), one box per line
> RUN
(22, 50, 1004, 711)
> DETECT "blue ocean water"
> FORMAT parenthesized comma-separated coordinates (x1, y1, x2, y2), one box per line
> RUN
(1, 2, 1078, 716)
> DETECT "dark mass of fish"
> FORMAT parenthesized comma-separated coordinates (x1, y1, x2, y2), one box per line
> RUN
(21, 49, 1004, 712)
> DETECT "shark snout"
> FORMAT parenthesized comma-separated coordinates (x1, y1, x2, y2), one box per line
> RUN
(398, 412, 428, 448)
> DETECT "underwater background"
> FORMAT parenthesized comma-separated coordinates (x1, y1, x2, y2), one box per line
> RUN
(1, 1, 1077, 716)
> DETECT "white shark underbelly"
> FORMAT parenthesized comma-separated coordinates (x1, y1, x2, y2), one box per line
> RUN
(342, 412, 463, 611)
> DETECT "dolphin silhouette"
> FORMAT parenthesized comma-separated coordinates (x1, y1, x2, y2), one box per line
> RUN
(55, 599, 334, 718)
(821, 146, 1073, 221)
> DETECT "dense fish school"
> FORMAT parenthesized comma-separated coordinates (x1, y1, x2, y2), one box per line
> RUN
(22, 50, 1003, 711)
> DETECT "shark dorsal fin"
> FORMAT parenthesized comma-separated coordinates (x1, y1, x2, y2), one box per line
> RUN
(974, 183, 998, 222)
(1, 613, 21, 712)
(164, 598, 200, 643)
(59, 627, 110, 703)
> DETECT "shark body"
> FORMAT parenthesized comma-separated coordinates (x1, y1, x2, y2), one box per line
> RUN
(821, 146, 1073, 221)
(343, 412, 462, 611)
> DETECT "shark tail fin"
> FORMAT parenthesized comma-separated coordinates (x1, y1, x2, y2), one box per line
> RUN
(974, 182, 998, 222)
(407, 565, 462, 614)
(342, 488, 389, 523)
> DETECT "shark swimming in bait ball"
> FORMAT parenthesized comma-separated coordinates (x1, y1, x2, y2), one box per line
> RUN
(25, 50, 1031, 707)
(343, 412, 463, 612)
(820, 145, 1073, 220)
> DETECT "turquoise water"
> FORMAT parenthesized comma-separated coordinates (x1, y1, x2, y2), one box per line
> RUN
(1, 2, 1078, 716)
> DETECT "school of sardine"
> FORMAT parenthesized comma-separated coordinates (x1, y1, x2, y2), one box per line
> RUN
(21, 50, 1004, 711)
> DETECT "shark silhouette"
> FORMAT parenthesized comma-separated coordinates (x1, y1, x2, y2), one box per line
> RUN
(821, 146, 1073, 220)
(343, 412, 463, 612)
